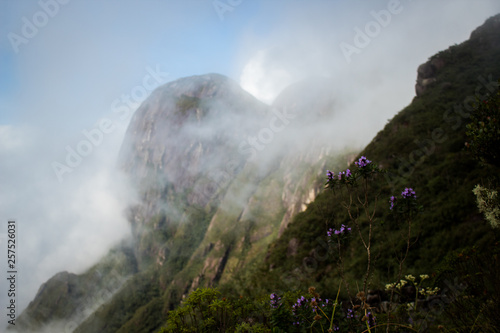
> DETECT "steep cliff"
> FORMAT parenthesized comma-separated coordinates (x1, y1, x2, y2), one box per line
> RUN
(118, 73, 270, 270)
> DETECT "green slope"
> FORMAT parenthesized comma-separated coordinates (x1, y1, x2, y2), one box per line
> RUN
(230, 14, 500, 300)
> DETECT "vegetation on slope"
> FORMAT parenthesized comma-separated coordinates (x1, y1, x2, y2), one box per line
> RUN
(241, 13, 500, 296)
(157, 14, 500, 332)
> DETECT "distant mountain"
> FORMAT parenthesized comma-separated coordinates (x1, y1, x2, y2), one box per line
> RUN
(12, 13, 500, 333)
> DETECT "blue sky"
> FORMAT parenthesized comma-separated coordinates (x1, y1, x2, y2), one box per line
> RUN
(2, 0, 499, 126)
(1, 0, 500, 321)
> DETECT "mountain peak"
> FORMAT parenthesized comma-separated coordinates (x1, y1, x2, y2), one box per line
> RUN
(470, 13, 500, 42)
(152, 73, 242, 100)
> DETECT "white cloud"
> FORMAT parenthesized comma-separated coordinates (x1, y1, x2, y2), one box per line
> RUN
(0, 122, 136, 314)
(240, 49, 294, 104)
(0, 125, 31, 152)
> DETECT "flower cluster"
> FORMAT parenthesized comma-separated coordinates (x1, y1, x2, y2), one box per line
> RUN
(291, 294, 331, 326)
(292, 296, 308, 326)
(326, 170, 334, 182)
(292, 296, 307, 313)
(326, 156, 380, 189)
(326, 169, 353, 182)
(420, 286, 440, 296)
(385, 274, 440, 296)
(355, 156, 371, 168)
(338, 169, 351, 180)
(385, 279, 408, 290)
(327, 224, 352, 239)
(269, 293, 281, 309)
(389, 187, 419, 211)
(401, 187, 417, 199)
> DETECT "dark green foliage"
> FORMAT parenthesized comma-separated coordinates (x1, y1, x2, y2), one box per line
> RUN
(466, 82, 500, 229)
(75, 269, 161, 333)
(465, 80, 500, 167)
(435, 242, 500, 332)
(162, 204, 214, 273)
(116, 298, 165, 333)
(12, 241, 137, 332)
(159, 288, 269, 333)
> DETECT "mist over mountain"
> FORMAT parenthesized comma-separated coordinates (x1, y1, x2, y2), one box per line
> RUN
(9, 13, 500, 333)
(12, 65, 354, 332)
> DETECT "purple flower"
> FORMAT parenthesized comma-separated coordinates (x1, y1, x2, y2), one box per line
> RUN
(338, 171, 345, 180)
(326, 170, 334, 181)
(347, 308, 354, 319)
(389, 195, 396, 210)
(270, 293, 281, 309)
(293, 296, 309, 317)
(345, 169, 351, 177)
(339, 224, 351, 234)
(328, 224, 351, 238)
(355, 156, 372, 168)
(401, 187, 416, 199)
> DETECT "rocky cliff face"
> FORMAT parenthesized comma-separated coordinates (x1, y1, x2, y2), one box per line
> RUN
(117, 72, 346, 284)
(123, 74, 347, 300)
(415, 57, 446, 97)
(118, 73, 270, 270)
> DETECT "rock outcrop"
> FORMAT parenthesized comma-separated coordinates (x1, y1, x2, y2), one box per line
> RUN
(415, 57, 446, 97)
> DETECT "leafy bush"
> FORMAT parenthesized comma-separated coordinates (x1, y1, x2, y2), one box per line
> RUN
(436, 243, 500, 332)
(159, 288, 269, 333)
(466, 81, 500, 229)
